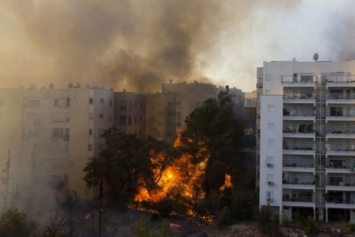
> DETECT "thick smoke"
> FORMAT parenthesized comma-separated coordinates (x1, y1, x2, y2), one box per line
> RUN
(1, 1, 355, 92)
(2, 0, 240, 92)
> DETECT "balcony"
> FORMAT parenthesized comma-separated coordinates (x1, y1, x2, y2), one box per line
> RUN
(327, 93, 355, 105)
(326, 177, 355, 192)
(281, 75, 316, 88)
(326, 163, 355, 174)
(283, 93, 316, 104)
(326, 75, 355, 87)
(325, 197, 355, 209)
(326, 127, 355, 139)
(282, 195, 315, 207)
(326, 145, 355, 156)
(283, 161, 315, 173)
(283, 126, 315, 139)
(282, 177, 316, 190)
(326, 108, 355, 122)
(283, 108, 315, 121)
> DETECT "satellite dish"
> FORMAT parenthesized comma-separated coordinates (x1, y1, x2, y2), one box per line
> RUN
(68, 83, 73, 88)
(49, 83, 54, 89)
(313, 53, 319, 61)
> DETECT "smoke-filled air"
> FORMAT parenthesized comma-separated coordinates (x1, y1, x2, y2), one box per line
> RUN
(1, 0, 355, 92)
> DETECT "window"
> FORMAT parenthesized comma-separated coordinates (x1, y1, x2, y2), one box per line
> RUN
(100, 98, 104, 104)
(266, 156, 274, 167)
(52, 128, 69, 141)
(268, 123, 275, 131)
(128, 116, 132, 125)
(330, 107, 343, 116)
(99, 113, 103, 119)
(88, 144, 93, 151)
(109, 99, 112, 107)
(268, 105, 275, 112)
(66, 98, 70, 107)
(267, 174, 274, 182)
(177, 122, 181, 127)
(88, 129, 93, 135)
(54, 99, 60, 107)
(267, 191, 274, 201)
(268, 139, 275, 147)
(89, 98, 93, 104)
(120, 115, 127, 125)
(29, 100, 40, 108)
(120, 101, 127, 111)
(89, 113, 93, 119)
(266, 74, 271, 81)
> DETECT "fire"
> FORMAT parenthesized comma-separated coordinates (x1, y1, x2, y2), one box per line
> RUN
(134, 134, 207, 209)
(134, 134, 233, 217)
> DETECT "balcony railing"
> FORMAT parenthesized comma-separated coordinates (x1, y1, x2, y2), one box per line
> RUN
(326, 75, 355, 83)
(283, 177, 315, 185)
(283, 162, 314, 168)
(326, 127, 355, 135)
(283, 196, 313, 202)
(283, 125, 314, 134)
(327, 178, 355, 186)
(283, 146, 314, 151)
(327, 93, 355, 100)
(326, 197, 355, 204)
(283, 109, 314, 117)
(327, 145, 355, 152)
(284, 93, 316, 100)
(326, 164, 354, 170)
(282, 75, 316, 84)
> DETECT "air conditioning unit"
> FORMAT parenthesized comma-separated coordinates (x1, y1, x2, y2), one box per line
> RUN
(267, 198, 273, 203)
(268, 181, 274, 186)
(267, 163, 273, 168)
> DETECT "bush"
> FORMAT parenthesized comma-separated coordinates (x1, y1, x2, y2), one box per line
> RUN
(216, 206, 232, 228)
(257, 206, 281, 237)
(0, 209, 38, 237)
(301, 216, 318, 235)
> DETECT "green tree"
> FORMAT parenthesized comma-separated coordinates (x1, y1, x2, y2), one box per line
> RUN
(0, 209, 38, 237)
(180, 87, 247, 194)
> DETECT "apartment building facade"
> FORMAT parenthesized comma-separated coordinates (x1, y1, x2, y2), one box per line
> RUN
(259, 60, 355, 223)
(0, 86, 115, 211)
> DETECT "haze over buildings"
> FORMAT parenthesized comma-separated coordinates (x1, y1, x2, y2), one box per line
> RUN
(1, 1, 355, 92)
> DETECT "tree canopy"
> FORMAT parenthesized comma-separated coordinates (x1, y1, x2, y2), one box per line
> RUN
(179, 87, 248, 194)
(83, 128, 176, 203)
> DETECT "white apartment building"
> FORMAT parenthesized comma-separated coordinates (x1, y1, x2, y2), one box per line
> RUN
(0, 85, 114, 212)
(259, 60, 355, 223)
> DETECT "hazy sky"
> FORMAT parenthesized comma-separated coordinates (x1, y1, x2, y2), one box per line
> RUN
(0, 0, 354, 92)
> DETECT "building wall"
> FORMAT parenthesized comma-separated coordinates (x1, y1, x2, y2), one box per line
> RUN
(114, 91, 146, 136)
(260, 95, 283, 207)
(259, 60, 355, 223)
(0, 86, 115, 212)
(161, 81, 218, 143)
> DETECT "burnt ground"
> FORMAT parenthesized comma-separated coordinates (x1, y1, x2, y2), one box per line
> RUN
(72, 208, 355, 237)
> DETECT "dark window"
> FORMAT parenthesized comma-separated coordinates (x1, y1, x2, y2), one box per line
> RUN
(100, 113, 103, 119)
(89, 129, 92, 135)
(89, 98, 93, 104)
(120, 115, 127, 125)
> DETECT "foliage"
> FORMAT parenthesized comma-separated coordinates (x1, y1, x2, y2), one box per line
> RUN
(83, 128, 176, 203)
(300, 216, 318, 235)
(257, 206, 281, 237)
(44, 212, 66, 237)
(222, 189, 258, 221)
(216, 206, 232, 228)
(180, 87, 247, 195)
(342, 221, 355, 232)
(0, 209, 38, 237)
(131, 216, 179, 237)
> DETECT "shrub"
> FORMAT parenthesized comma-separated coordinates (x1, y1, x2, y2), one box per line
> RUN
(216, 206, 232, 228)
(0, 209, 38, 237)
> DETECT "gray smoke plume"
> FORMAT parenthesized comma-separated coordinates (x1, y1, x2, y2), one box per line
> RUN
(2, 0, 241, 92)
(1, 1, 355, 92)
